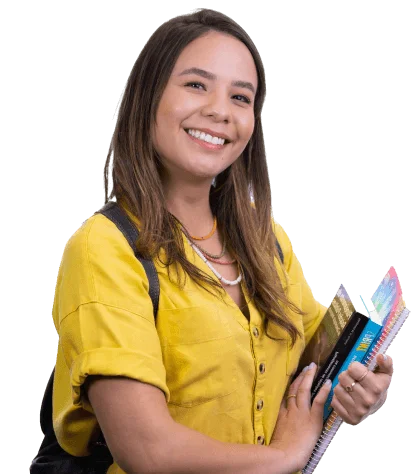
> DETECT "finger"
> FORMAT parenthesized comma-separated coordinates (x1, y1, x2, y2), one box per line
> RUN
(311, 379, 332, 418)
(286, 371, 305, 398)
(290, 369, 306, 390)
(346, 364, 377, 390)
(347, 361, 370, 382)
(338, 370, 361, 395)
(289, 367, 307, 394)
(375, 354, 394, 376)
(333, 383, 358, 413)
(286, 393, 299, 408)
(330, 395, 355, 425)
(296, 362, 318, 407)
(346, 363, 390, 398)
(285, 368, 307, 407)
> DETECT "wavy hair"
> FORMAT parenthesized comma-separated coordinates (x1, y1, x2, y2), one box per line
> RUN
(104, 8, 303, 343)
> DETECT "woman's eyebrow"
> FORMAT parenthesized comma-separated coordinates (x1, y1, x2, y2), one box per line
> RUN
(178, 67, 256, 94)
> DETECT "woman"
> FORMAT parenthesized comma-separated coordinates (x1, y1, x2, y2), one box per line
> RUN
(51, 9, 392, 474)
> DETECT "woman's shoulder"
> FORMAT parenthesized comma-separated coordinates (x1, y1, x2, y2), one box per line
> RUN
(63, 211, 130, 262)
(59, 213, 145, 290)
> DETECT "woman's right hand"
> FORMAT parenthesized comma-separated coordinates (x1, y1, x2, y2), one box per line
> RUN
(270, 363, 332, 472)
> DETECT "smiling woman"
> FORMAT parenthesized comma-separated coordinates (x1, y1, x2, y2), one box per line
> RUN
(153, 31, 257, 182)
(30, 7, 393, 474)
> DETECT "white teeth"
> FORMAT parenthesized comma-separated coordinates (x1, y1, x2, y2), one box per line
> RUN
(187, 129, 226, 145)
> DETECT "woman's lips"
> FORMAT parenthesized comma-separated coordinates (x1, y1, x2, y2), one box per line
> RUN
(185, 129, 227, 150)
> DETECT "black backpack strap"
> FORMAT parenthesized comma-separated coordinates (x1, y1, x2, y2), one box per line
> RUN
(275, 238, 284, 264)
(96, 201, 160, 317)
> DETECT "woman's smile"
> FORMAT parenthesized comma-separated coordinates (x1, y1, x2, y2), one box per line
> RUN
(184, 128, 227, 151)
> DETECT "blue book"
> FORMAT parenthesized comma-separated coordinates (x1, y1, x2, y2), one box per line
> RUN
(323, 318, 382, 421)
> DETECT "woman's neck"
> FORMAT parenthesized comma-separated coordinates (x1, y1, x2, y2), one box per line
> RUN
(164, 178, 215, 236)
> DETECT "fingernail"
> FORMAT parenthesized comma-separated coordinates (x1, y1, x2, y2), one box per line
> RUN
(324, 379, 332, 387)
(383, 354, 388, 362)
(309, 362, 316, 370)
(302, 365, 309, 372)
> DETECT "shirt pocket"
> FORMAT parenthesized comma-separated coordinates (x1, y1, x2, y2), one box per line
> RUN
(157, 303, 239, 407)
(265, 283, 305, 376)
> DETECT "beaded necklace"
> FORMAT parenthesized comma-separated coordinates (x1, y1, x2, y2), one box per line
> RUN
(182, 226, 235, 264)
(188, 217, 217, 240)
(203, 253, 236, 265)
(174, 214, 227, 259)
(182, 228, 227, 259)
(187, 237, 242, 286)
(173, 213, 240, 281)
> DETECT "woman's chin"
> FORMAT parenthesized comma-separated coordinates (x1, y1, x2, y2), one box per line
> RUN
(179, 161, 228, 182)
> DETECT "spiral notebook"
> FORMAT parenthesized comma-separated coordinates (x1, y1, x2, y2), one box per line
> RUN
(302, 267, 410, 473)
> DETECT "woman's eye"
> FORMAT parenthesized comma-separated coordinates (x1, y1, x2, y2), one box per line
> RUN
(233, 94, 251, 104)
(184, 82, 251, 104)
(185, 82, 206, 90)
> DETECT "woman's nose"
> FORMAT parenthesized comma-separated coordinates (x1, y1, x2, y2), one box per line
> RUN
(200, 91, 231, 123)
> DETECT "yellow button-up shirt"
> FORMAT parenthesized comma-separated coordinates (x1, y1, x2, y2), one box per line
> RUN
(52, 208, 326, 473)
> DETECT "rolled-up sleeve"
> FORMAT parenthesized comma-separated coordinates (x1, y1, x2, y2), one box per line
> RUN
(60, 302, 170, 413)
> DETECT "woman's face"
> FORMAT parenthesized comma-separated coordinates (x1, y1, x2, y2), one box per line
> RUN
(152, 31, 258, 183)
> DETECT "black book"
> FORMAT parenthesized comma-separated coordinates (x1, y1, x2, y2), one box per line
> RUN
(310, 310, 369, 400)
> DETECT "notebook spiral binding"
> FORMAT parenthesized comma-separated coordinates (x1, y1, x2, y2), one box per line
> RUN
(302, 307, 410, 473)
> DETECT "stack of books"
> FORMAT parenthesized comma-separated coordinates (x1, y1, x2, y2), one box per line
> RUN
(300, 267, 409, 473)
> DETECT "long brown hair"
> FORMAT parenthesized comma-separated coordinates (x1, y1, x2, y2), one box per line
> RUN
(104, 8, 303, 343)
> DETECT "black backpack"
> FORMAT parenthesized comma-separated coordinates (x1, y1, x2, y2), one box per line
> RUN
(30, 201, 283, 473)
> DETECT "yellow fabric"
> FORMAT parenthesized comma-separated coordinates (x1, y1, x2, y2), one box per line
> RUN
(52, 208, 326, 472)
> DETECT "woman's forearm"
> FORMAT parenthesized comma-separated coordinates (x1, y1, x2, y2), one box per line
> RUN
(134, 420, 298, 474)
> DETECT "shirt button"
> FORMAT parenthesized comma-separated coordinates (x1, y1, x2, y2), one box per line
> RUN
(259, 363, 266, 374)
(257, 436, 265, 445)
(253, 327, 259, 338)
(256, 399, 264, 410)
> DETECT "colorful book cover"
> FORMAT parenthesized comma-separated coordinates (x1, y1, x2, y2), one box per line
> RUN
(371, 266, 404, 326)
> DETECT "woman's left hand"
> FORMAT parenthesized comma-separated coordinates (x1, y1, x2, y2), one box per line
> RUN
(330, 354, 393, 425)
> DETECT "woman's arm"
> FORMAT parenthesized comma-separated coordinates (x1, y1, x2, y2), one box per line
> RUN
(86, 376, 289, 474)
